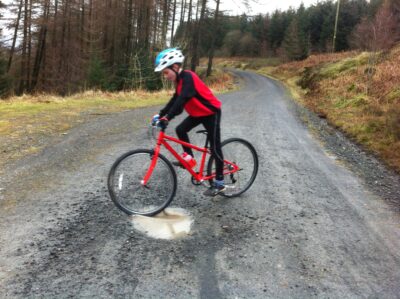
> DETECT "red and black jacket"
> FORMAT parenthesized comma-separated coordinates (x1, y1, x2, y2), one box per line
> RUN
(159, 70, 221, 120)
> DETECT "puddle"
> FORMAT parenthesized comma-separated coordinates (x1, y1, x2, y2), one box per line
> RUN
(131, 208, 193, 240)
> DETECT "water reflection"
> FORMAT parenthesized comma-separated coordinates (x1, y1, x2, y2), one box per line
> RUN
(131, 208, 193, 240)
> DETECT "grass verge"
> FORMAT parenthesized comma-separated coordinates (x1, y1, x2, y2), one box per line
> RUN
(0, 70, 236, 169)
(254, 47, 400, 172)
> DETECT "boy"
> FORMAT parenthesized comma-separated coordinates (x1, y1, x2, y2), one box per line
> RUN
(153, 48, 225, 197)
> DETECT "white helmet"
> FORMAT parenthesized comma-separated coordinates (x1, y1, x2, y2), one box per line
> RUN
(154, 48, 185, 72)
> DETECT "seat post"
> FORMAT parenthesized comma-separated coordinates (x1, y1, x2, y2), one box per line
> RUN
(204, 136, 210, 149)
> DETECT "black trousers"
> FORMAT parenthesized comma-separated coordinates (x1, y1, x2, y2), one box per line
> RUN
(175, 111, 224, 181)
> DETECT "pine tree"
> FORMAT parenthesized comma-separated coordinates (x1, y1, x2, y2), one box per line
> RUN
(250, 14, 268, 56)
(0, 1, 4, 41)
(268, 9, 296, 54)
(206, 0, 220, 77)
(87, 55, 106, 90)
(0, 0, 388, 97)
(0, 0, 13, 98)
(282, 18, 309, 61)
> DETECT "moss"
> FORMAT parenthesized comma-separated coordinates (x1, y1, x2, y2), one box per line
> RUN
(386, 88, 400, 103)
(364, 120, 382, 134)
(386, 106, 400, 140)
(319, 52, 370, 79)
(297, 53, 371, 89)
(297, 67, 321, 89)
(333, 95, 368, 109)
(347, 83, 356, 92)
(258, 48, 400, 172)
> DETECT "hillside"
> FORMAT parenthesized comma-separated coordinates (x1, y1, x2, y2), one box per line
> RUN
(234, 46, 400, 172)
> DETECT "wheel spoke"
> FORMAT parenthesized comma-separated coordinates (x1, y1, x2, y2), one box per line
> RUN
(108, 150, 177, 216)
(207, 138, 258, 197)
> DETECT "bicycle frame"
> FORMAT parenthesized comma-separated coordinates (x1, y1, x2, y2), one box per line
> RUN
(141, 129, 240, 186)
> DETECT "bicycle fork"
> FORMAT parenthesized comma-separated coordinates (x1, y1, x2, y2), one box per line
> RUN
(141, 144, 161, 186)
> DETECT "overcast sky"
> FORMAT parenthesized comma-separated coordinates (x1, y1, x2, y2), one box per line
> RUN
(219, 0, 320, 15)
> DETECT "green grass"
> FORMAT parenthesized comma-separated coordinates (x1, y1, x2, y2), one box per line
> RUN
(319, 52, 371, 79)
(254, 47, 400, 172)
(386, 88, 400, 103)
(333, 94, 368, 109)
(0, 69, 236, 168)
(0, 90, 170, 168)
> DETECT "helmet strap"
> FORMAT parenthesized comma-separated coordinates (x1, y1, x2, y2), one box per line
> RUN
(168, 66, 180, 82)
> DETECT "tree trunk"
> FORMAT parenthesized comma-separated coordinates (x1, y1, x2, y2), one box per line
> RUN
(152, 0, 159, 50)
(126, 0, 133, 59)
(59, 0, 67, 73)
(191, 0, 207, 71)
(183, 0, 193, 68)
(80, 0, 84, 54)
(88, 0, 93, 52)
(207, 0, 220, 77)
(187, 0, 192, 23)
(7, 0, 23, 73)
(110, 0, 117, 69)
(27, 0, 32, 89)
(144, 0, 152, 51)
(31, 0, 50, 91)
(51, 0, 58, 47)
(180, 0, 186, 24)
(170, 0, 177, 45)
(103, 0, 111, 51)
(18, 0, 28, 94)
(161, 0, 170, 47)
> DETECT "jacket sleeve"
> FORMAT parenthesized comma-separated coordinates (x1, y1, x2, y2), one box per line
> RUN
(165, 72, 196, 120)
(159, 93, 177, 117)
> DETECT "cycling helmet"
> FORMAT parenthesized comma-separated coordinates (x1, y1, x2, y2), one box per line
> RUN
(154, 48, 185, 72)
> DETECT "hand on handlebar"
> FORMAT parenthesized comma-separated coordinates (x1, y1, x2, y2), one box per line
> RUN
(158, 117, 169, 129)
(151, 114, 160, 126)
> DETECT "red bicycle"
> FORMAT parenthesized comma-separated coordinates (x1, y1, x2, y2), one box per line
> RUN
(108, 124, 258, 216)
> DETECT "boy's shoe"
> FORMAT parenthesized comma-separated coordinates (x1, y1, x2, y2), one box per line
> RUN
(172, 153, 196, 168)
(203, 184, 226, 197)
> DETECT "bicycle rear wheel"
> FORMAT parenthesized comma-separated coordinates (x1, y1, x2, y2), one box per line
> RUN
(108, 149, 177, 216)
(207, 138, 258, 197)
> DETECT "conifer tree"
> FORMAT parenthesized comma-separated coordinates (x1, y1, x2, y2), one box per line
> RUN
(282, 18, 309, 61)
(0, 0, 13, 97)
(0, 0, 396, 97)
(0, 1, 4, 42)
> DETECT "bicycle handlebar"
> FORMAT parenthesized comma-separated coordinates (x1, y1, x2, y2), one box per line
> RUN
(151, 123, 166, 132)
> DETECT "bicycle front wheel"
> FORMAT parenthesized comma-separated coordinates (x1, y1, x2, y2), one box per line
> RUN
(207, 138, 258, 197)
(108, 149, 177, 216)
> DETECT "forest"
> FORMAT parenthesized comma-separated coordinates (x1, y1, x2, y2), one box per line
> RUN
(0, 0, 399, 98)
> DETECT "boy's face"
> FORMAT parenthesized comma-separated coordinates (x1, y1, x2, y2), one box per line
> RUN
(162, 64, 179, 82)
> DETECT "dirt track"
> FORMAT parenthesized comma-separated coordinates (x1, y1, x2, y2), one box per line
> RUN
(1, 71, 400, 298)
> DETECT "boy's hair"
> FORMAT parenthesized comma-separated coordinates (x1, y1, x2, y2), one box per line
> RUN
(169, 63, 182, 69)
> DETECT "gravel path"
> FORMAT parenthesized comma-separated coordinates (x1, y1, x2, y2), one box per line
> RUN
(1, 70, 399, 298)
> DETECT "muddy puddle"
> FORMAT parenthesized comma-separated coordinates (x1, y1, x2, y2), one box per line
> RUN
(131, 208, 193, 240)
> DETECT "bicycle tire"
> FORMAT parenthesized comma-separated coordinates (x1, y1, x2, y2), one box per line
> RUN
(108, 149, 177, 216)
(207, 138, 258, 197)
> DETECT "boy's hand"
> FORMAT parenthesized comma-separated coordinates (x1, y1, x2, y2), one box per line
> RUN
(151, 114, 160, 126)
(158, 117, 169, 129)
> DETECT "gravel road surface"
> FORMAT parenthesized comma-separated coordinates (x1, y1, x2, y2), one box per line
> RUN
(1, 70, 400, 298)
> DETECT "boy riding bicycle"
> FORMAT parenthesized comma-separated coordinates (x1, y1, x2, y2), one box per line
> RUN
(152, 48, 225, 197)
